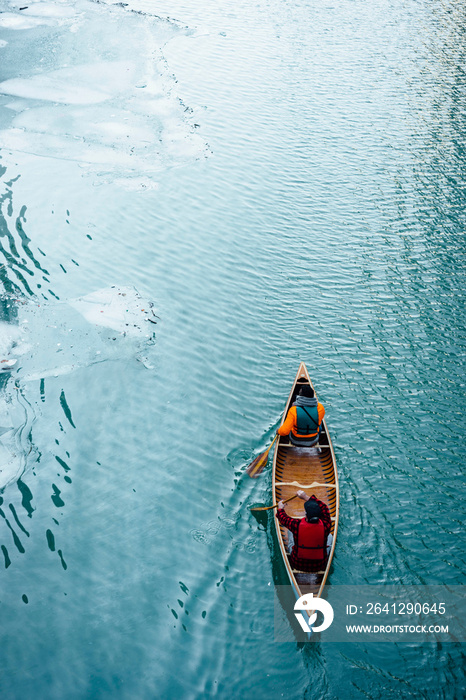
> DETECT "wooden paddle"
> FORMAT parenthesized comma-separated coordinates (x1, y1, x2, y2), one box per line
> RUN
(250, 494, 298, 512)
(246, 434, 278, 478)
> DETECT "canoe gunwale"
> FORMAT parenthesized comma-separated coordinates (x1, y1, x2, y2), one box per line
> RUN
(272, 362, 339, 608)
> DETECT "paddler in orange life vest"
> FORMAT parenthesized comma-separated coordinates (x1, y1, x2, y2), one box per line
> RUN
(276, 490, 333, 573)
(276, 384, 325, 447)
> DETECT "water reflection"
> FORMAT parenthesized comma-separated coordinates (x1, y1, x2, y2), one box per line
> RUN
(0, 168, 158, 587)
(0, 181, 49, 299)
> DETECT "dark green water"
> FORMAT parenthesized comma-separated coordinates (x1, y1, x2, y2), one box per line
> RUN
(0, 0, 464, 697)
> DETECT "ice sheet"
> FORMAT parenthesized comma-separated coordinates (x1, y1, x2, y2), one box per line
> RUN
(1, 285, 157, 380)
(68, 286, 158, 338)
(0, 285, 157, 488)
(0, 0, 208, 187)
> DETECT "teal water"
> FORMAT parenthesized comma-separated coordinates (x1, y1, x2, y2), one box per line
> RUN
(0, 0, 465, 697)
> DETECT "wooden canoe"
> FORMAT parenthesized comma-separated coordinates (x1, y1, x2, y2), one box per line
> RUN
(272, 362, 339, 621)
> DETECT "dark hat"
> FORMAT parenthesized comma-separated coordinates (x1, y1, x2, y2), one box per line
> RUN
(304, 499, 322, 519)
(299, 385, 314, 398)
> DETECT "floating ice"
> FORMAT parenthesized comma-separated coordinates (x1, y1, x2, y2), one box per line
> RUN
(0, 285, 157, 381)
(18, 4, 77, 19)
(0, 394, 36, 491)
(0, 321, 23, 363)
(0, 285, 157, 487)
(0, 12, 55, 29)
(0, 63, 121, 104)
(1, 0, 78, 28)
(0, 1, 209, 184)
(68, 285, 158, 338)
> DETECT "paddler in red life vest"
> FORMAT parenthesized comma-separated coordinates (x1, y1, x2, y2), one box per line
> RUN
(276, 490, 333, 573)
(276, 385, 325, 447)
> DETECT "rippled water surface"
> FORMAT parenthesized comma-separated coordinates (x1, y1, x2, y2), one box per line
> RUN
(0, 0, 465, 697)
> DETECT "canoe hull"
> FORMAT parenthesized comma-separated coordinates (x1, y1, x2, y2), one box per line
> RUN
(272, 362, 339, 626)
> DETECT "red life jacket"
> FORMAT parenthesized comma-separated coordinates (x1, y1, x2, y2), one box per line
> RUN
(297, 518, 326, 560)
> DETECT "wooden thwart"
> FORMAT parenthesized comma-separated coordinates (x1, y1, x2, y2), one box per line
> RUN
(294, 570, 326, 575)
(279, 443, 330, 448)
(274, 480, 337, 489)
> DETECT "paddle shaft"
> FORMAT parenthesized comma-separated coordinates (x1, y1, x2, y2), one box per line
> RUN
(250, 494, 298, 512)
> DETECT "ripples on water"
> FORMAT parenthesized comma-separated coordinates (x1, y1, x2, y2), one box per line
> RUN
(0, 0, 465, 697)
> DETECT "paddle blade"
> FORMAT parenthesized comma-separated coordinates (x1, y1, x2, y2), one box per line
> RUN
(246, 449, 270, 478)
(246, 435, 278, 478)
(249, 507, 270, 527)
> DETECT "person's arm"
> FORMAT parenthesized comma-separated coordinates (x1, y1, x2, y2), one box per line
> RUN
(276, 407, 297, 436)
(317, 402, 325, 424)
(276, 505, 300, 538)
